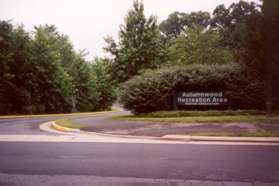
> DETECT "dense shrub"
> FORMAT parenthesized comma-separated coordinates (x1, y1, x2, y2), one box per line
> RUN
(120, 64, 264, 114)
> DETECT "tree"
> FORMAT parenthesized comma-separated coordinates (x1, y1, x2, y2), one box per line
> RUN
(104, 0, 164, 84)
(0, 22, 114, 114)
(0, 21, 37, 114)
(159, 12, 186, 37)
(211, 1, 264, 78)
(159, 11, 211, 37)
(166, 25, 233, 65)
(68, 53, 99, 112)
(30, 25, 104, 113)
(31, 25, 73, 113)
(263, 0, 279, 112)
(91, 58, 116, 110)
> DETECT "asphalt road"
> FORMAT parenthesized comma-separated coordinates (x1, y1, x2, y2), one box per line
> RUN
(0, 111, 128, 135)
(0, 142, 279, 185)
(0, 116, 61, 135)
(1, 113, 279, 185)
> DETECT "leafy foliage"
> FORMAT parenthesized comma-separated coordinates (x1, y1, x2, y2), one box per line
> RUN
(159, 11, 211, 37)
(211, 1, 264, 78)
(120, 64, 264, 114)
(104, 0, 164, 84)
(91, 58, 117, 111)
(118, 0, 279, 114)
(0, 22, 115, 114)
(0, 21, 36, 114)
(166, 25, 233, 65)
(262, 0, 279, 109)
(1, 0, 278, 114)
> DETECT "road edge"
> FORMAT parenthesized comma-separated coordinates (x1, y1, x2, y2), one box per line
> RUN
(46, 121, 279, 143)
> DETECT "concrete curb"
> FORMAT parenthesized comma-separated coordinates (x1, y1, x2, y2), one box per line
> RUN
(39, 122, 76, 135)
(161, 135, 279, 143)
(52, 123, 80, 133)
(44, 121, 279, 144)
(37, 122, 187, 144)
(50, 122, 160, 140)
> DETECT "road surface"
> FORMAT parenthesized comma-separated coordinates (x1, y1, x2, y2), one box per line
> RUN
(0, 116, 62, 135)
(0, 113, 279, 185)
(0, 142, 279, 185)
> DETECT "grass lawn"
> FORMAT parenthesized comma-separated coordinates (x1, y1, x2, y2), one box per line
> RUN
(54, 110, 279, 137)
(114, 110, 279, 124)
(55, 119, 87, 129)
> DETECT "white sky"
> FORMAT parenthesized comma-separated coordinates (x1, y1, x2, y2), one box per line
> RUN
(0, 0, 259, 60)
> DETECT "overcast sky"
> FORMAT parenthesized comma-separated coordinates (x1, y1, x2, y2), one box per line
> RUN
(0, 0, 260, 60)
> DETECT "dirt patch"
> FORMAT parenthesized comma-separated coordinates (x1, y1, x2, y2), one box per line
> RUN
(74, 116, 271, 137)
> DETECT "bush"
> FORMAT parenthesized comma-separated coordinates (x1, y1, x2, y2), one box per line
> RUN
(120, 64, 264, 114)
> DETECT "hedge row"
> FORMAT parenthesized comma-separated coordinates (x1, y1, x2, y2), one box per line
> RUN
(120, 64, 265, 114)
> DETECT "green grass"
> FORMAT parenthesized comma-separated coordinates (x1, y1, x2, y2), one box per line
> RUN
(114, 110, 279, 124)
(136, 110, 270, 117)
(190, 131, 279, 137)
(55, 119, 87, 129)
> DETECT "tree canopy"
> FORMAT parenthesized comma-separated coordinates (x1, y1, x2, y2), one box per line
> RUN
(0, 22, 115, 114)
(1, 0, 278, 114)
(104, 0, 164, 84)
(159, 11, 211, 37)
